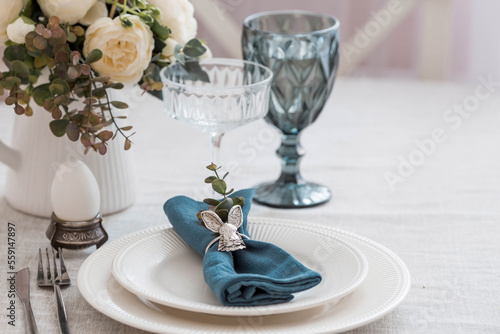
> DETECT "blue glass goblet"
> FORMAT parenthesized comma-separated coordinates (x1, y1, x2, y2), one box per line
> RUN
(242, 11, 340, 208)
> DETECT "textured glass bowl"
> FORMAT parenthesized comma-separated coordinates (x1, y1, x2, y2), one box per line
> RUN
(160, 58, 273, 135)
(242, 11, 339, 208)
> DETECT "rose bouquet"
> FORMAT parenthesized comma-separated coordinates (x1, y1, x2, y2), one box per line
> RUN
(0, 0, 209, 154)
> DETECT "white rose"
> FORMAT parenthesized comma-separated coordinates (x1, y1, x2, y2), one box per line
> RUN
(38, 0, 97, 25)
(83, 16, 154, 85)
(147, 0, 197, 45)
(161, 38, 180, 64)
(79, 1, 108, 26)
(0, 0, 24, 44)
(6, 17, 35, 44)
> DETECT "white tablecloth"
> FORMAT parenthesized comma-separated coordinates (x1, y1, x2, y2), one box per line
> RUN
(0, 77, 499, 333)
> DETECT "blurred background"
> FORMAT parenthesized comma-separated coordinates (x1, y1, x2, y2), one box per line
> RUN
(193, 0, 500, 83)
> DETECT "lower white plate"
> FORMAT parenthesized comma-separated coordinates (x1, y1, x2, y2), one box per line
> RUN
(78, 218, 411, 334)
(111, 220, 367, 316)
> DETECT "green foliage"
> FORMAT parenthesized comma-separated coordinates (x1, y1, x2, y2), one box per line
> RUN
(183, 39, 207, 58)
(49, 119, 70, 137)
(1, 0, 210, 154)
(197, 163, 244, 222)
(85, 49, 103, 64)
(150, 19, 170, 41)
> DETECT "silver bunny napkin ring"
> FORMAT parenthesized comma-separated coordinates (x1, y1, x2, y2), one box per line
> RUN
(201, 205, 250, 254)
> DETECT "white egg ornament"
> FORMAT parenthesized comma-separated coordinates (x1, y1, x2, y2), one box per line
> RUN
(51, 160, 101, 221)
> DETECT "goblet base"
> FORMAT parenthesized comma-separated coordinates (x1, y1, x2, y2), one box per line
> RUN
(254, 180, 331, 208)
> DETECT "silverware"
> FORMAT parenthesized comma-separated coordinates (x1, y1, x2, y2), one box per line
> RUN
(37, 248, 70, 334)
(15, 268, 38, 334)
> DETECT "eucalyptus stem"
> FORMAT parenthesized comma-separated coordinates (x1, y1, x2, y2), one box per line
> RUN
(105, 0, 141, 16)
(109, 3, 117, 18)
(103, 88, 132, 143)
(197, 163, 244, 222)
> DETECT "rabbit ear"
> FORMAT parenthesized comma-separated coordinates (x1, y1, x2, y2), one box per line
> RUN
(201, 210, 224, 233)
(227, 205, 243, 228)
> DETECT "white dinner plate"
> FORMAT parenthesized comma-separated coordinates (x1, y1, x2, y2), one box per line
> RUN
(78, 218, 411, 334)
(111, 221, 368, 316)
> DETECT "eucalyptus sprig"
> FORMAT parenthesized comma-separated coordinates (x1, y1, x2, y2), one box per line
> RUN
(1, 16, 132, 155)
(1, 0, 209, 154)
(197, 163, 244, 222)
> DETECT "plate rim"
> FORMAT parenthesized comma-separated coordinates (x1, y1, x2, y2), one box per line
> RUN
(111, 221, 369, 316)
(78, 217, 411, 334)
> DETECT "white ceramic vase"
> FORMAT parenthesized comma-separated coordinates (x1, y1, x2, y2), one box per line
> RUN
(0, 104, 136, 217)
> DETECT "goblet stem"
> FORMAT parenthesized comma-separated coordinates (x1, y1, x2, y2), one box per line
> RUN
(277, 134, 304, 184)
(254, 132, 331, 208)
(210, 133, 224, 165)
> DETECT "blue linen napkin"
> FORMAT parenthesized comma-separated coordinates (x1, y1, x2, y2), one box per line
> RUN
(163, 188, 322, 306)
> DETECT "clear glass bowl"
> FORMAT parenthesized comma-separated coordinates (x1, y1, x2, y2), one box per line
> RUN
(160, 58, 273, 136)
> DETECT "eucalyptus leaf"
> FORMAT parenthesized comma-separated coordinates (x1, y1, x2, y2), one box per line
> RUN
(92, 87, 106, 98)
(14, 104, 25, 115)
(11, 60, 30, 77)
(109, 82, 125, 90)
(51, 79, 71, 94)
(174, 52, 185, 65)
(203, 198, 220, 206)
(50, 119, 70, 137)
(111, 101, 129, 109)
(232, 196, 245, 207)
(49, 83, 64, 95)
(4, 96, 16, 106)
(21, 16, 37, 25)
(67, 32, 77, 43)
(54, 95, 70, 105)
(183, 39, 207, 58)
(4, 45, 26, 62)
(174, 44, 183, 54)
(204, 176, 217, 183)
(214, 197, 233, 212)
(98, 143, 108, 155)
(212, 179, 227, 195)
(183, 61, 210, 82)
(151, 18, 170, 40)
(214, 209, 228, 222)
(85, 49, 103, 64)
(124, 139, 132, 150)
(34, 56, 47, 68)
(97, 130, 113, 141)
(66, 123, 80, 142)
(67, 66, 81, 79)
(2, 77, 22, 89)
(20, 0, 40, 21)
(25, 105, 33, 116)
(33, 35, 47, 50)
(153, 36, 166, 54)
(206, 163, 217, 171)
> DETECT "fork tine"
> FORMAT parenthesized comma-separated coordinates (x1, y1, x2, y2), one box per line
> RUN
(52, 248, 59, 284)
(37, 248, 45, 282)
(58, 248, 70, 284)
(45, 248, 51, 283)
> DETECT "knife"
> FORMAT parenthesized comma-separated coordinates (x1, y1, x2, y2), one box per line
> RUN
(15, 268, 38, 334)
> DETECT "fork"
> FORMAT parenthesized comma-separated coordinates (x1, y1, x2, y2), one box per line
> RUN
(37, 248, 70, 334)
